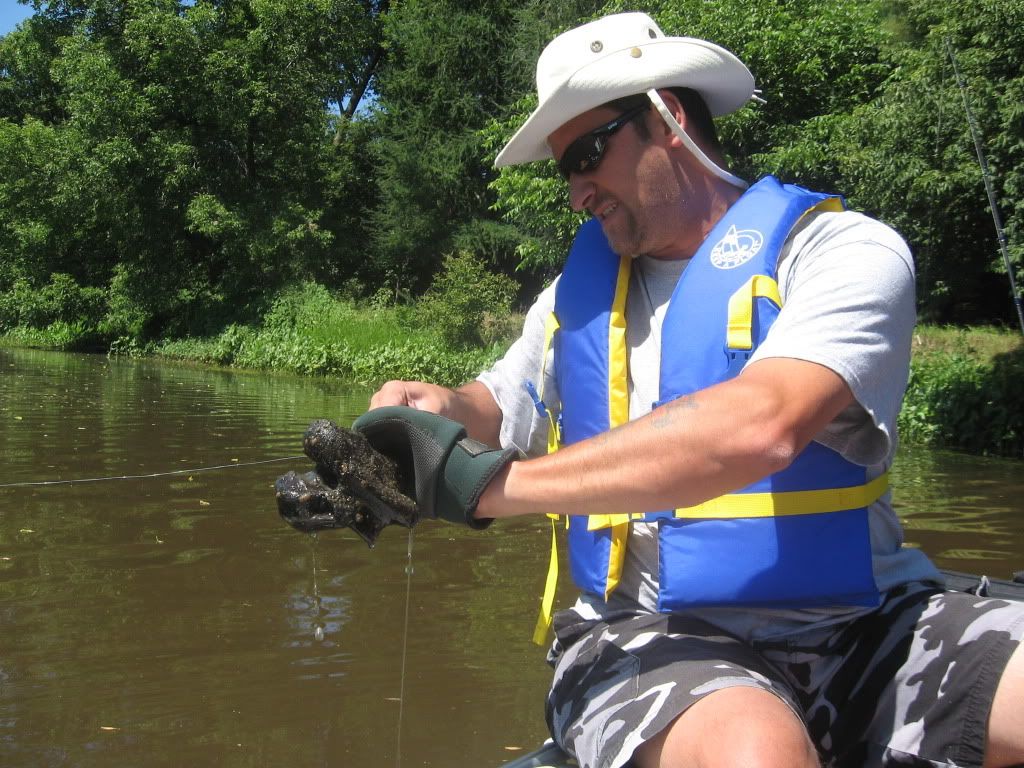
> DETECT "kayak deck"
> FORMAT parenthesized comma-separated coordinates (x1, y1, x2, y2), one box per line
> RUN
(500, 742, 575, 768)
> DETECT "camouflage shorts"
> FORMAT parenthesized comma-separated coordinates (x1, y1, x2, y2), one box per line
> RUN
(545, 584, 1024, 768)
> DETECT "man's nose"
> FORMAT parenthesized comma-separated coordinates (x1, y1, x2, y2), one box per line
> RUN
(568, 175, 596, 213)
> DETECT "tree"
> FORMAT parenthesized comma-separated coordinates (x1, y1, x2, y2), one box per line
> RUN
(825, 0, 1024, 323)
(0, 0, 386, 339)
(366, 0, 594, 297)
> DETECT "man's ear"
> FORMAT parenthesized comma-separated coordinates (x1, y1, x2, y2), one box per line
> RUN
(652, 89, 689, 149)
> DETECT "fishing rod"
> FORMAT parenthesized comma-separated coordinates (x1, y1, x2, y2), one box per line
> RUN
(944, 37, 1024, 336)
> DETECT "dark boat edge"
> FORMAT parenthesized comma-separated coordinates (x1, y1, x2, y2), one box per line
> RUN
(938, 569, 1024, 601)
(498, 569, 1024, 768)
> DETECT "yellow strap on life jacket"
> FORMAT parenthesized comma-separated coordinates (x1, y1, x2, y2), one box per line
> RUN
(540, 311, 561, 455)
(599, 255, 632, 600)
(533, 310, 563, 645)
(726, 275, 782, 351)
(586, 254, 633, 546)
(534, 255, 633, 642)
(532, 516, 560, 645)
(584, 472, 890, 530)
(725, 195, 841, 354)
(673, 472, 889, 519)
(608, 254, 631, 430)
(803, 196, 845, 219)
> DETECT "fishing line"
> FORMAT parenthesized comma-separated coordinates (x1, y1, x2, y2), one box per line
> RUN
(944, 36, 1024, 335)
(395, 528, 414, 768)
(0, 455, 305, 488)
(311, 534, 325, 643)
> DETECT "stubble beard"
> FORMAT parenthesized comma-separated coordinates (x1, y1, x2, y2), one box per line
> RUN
(602, 205, 646, 259)
(604, 159, 681, 259)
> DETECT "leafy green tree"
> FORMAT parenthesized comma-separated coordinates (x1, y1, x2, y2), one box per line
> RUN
(366, 0, 605, 296)
(481, 106, 580, 274)
(823, 0, 1024, 323)
(655, 0, 1024, 323)
(415, 250, 517, 349)
(367, 0, 514, 295)
(4, 0, 1020, 337)
(0, 4, 69, 123)
(0, 0, 386, 340)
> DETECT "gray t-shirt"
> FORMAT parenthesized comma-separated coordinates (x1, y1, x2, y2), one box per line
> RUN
(477, 210, 941, 639)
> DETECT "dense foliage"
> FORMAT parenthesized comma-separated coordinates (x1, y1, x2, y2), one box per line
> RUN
(150, 281, 510, 387)
(1, 0, 385, 340)
(1, 0, 1022, 346)
(899, 328, 1024, 457)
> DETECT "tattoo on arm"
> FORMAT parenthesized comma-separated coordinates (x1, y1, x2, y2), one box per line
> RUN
(586, 394, 701, 443)
(650, 394, 700, 429)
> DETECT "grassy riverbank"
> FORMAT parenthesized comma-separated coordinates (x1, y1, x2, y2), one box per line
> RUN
(900, 326, 1023, 457)
(3, 290, 1022, 457)
(1, 257, 522, 389)
(148, 282, 519, 389)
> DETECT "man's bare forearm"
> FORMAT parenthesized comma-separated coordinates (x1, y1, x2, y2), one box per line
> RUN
(476, 358, 855, 520)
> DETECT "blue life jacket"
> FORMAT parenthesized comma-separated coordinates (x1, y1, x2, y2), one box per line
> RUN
(551, 176, 883, 611)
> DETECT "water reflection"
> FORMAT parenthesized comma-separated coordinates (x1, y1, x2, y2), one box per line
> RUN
(0, 348, 1021, 767)
(0, 349, 555, 767)
(892, 444, 1023, 576)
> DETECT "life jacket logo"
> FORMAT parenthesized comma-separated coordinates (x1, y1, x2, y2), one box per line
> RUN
(710, 225, 764, 269)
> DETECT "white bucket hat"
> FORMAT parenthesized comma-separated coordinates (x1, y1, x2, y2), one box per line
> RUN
(494, 12, 755, 169)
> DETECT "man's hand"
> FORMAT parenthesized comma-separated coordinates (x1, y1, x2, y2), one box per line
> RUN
(352, 406, 518, 527)
(369, 380, 457, 412)
(368, 379, 503, 448)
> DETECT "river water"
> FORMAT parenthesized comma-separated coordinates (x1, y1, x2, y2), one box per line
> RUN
(1, 349, 1021, 767)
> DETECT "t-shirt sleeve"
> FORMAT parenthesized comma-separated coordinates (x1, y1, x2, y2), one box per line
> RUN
(476, 280, 560, 458)
(749, 211, 916, 466)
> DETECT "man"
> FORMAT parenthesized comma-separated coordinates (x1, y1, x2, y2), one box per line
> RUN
(359, 12, 1024, 768)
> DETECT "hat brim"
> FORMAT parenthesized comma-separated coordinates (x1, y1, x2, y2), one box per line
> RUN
(494, 37, 754, 168)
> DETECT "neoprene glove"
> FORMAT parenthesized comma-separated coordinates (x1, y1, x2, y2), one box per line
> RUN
(352, 406, 518, 528)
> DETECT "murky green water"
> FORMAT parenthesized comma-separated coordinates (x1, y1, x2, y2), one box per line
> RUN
(1, 348, 1021, 767)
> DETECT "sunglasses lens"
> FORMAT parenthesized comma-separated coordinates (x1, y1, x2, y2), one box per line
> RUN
(559, 136, 603, 179)
(556, 103, 646, 179)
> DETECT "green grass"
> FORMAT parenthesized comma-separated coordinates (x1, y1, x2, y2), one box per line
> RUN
(0, 320, 101, 351)
(149, 283, 513, 388)
(911, 324, 1022, 363)
(900, 325, 1023, 457)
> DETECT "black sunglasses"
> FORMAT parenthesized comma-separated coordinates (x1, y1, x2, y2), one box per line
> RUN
(557, 103, 650, 180)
